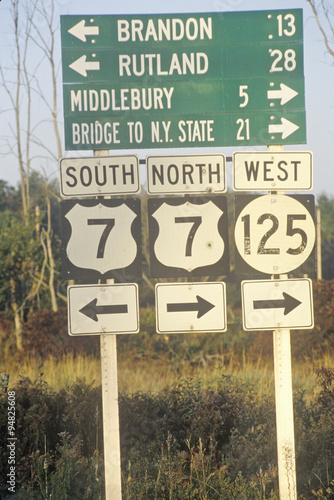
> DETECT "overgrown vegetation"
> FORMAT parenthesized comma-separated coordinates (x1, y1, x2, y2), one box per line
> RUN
(0, 369, 333, 499)
(0, 279, 333, 498)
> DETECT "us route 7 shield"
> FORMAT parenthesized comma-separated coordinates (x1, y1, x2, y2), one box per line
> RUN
(148, 196, 229, 278)
(61, 198, 141, 281)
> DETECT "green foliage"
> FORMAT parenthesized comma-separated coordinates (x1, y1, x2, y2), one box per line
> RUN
(0, 174, 64, 318)
(20, 307, 99, 360)
(317, 194, 334, 279)
(0, 211, 39, 308)
(0, 373, 334, 498)
(0, 181, 21, 213)
(0, 377, 104, 499)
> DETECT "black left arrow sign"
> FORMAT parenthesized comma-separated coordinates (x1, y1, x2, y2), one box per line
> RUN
(79, 298, 128, 322)
(167, 295, 215, 319)
(253, 292, 301, 316)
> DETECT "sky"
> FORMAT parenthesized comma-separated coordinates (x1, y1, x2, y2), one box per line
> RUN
(0, 0, 333, 200)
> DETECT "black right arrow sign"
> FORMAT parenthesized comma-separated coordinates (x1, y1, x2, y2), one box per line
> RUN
(167, 295, 215, 319)
(253, 292, 302, 316)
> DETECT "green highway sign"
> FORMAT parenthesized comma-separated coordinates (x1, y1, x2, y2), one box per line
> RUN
(61, 10, 306, 150)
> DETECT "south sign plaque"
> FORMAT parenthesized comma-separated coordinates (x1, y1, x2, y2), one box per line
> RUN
(61, 10, 306, 150)
(59, 155, 140, 197)
(234, 194, 316, 276)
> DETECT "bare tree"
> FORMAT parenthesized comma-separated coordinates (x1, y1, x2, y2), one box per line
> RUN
(307, 0, 334, 58)
(0, 0, 63, 346)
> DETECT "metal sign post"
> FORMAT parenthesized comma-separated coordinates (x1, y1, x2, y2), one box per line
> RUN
(268, 145, 297, 500)
(273, 326, 297, 500)
(100, 333, 122, 499)
(95, 149, 122, 500)
(234, 140, 315, 500)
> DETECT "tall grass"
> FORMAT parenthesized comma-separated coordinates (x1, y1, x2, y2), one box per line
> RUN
(1, 349, 333, 402)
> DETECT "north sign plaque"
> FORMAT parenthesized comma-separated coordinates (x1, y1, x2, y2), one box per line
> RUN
(61, 10, 306, 150)
(146, 154, 226, 195)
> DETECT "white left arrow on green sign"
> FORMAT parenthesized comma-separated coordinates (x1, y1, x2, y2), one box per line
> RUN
(68, 20, 100, 42)
(69, 55, 100, 77)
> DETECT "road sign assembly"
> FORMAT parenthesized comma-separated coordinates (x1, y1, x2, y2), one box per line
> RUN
(59, 8, 312, 500)
(155, 282, 227, 334)
(148, 196, 229, 278)
(61, 198, 142, 281)
(60, 9, 306, 150)
(234, 193, 316, 276)
(241, 278, 314, 331)
(59, 155, 140, 197)
(68, 283, 140, 335)
(233, 150, 313, 191)
(146, 154, 226, 194)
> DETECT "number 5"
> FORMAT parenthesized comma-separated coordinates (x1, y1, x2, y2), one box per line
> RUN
(239, 85, 249, 107)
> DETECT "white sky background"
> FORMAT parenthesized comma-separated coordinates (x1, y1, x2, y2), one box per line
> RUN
(0, 0, 333, 199)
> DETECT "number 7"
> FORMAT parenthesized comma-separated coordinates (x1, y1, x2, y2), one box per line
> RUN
(87, 218, 115, 258)
(175, 216, 202, 256)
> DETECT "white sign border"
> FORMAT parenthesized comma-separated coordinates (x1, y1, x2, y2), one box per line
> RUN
(155, 281, 227, 334)
(233, 150, 313, 191)
(67, 283, 140, 336)
(241, 278, 314, 331)
(146, 154, 226, 195)
(59, 154, 140, 198)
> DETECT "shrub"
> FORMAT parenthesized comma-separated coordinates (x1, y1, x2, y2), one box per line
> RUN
(0, 373, 333, 498)
(21, 308, 99, 360)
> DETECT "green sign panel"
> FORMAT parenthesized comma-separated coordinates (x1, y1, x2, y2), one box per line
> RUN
(61, 10, 306, 150)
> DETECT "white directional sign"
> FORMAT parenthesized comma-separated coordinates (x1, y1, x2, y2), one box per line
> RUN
(241, 278, 314, 331)
(233, 151, 313, 191)
(234, 194, 316, 276)
(155, 282, 227, 334)
(68, 283, 139, 335)
(148, 196, 229, 278)
(61, 198, 141, 280)
(59, 155, 140, 197)
(146, 154, 226, 195)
